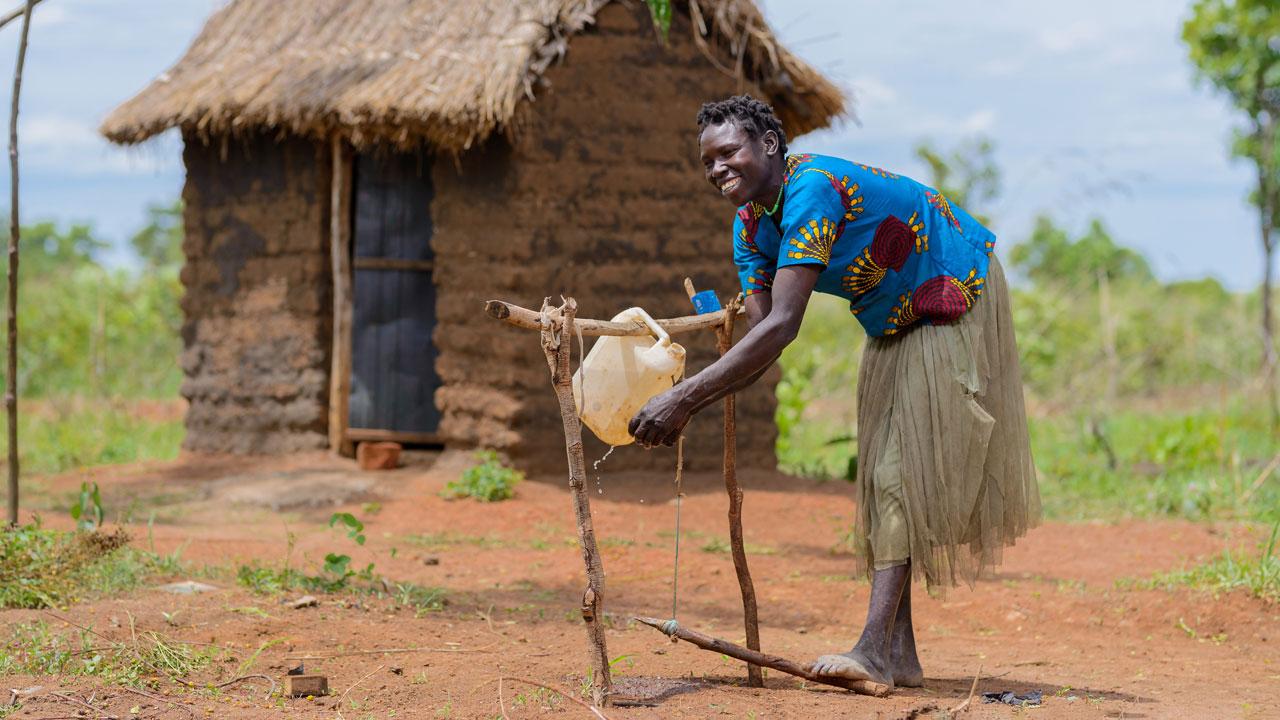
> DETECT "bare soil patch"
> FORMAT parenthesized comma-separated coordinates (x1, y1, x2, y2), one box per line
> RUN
(7, 451, 1278, 718)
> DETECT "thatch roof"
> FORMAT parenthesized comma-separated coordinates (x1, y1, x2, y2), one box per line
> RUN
(101, 0, 846, 151)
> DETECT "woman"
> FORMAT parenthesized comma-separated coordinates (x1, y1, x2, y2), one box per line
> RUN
(629, 95, 1040, 690)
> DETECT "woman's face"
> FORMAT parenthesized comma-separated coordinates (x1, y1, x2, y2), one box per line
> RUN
(699, 121, 780, 207)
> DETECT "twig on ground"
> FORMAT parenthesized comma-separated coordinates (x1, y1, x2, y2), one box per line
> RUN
(477, 604, 512, 643)
(120, 687, 196, 718)
(495, 677, 612, 720)
(950, 664, 983, 715)
(28, 716, 120, 720)
(335, 665, 384, 720)
(49, 692, 118, 720)
(285, 641, 499, 660)
(497, 676, 510, 720)
(210, 674, 277, 698)
(890, 702, 939, 720)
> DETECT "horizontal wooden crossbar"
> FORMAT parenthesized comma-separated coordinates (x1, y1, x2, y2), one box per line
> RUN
(484, 299, 739, 337)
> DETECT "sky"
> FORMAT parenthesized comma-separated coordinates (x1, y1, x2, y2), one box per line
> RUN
(0, 0, 1268, 288)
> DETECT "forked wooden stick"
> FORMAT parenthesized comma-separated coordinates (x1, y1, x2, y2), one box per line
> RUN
(539, 298, 611, 707)
(634, 617, 890, 697)
(685, 280, 763, 688)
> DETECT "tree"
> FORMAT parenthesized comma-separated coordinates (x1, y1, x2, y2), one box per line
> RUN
(1184, 0, 1280, 422)
(1008, 214, 1153, 286)
(13, 220, 104, 277)
(914, 136, 1000, 224)
(129, 199, 183, 272)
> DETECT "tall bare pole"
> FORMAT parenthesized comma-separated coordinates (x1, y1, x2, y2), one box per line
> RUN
(6, 0, 36, 526)
(714, 295, 763, 687)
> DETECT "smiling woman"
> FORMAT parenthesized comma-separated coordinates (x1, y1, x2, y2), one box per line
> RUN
(629, 94, 1041, 692)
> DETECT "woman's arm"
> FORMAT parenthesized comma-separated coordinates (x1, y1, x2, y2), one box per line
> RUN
(744, 291, 772, 330)
(629, 264, 820, 447)
(684, 291, 776, 416)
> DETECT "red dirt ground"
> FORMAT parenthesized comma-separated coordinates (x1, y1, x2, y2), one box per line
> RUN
(5, 451, 1278, 719)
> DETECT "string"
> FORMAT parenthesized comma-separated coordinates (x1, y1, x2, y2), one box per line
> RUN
(672, 430, 683, 627)
(669, 368, 686, 632)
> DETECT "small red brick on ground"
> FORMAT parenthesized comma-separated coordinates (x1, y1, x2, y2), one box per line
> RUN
(356, 441, 401, 470)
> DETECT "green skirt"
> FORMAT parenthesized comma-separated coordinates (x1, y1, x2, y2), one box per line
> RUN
(854, 257, 1040, 589)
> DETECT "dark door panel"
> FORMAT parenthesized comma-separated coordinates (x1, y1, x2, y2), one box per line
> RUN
(348, 149, 441, 434)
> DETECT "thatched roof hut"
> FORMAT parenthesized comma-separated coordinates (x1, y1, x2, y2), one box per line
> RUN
(102, 0, 846, 472)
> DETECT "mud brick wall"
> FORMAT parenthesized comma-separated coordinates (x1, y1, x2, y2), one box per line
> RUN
(178, 132, 332, 454)
(431, 2, 779, 474)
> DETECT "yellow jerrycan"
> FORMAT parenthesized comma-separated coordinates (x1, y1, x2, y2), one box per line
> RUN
(572, 307, 686, 446)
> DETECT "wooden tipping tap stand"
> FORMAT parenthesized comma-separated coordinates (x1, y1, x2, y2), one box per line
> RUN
(485, 292, 889, 704)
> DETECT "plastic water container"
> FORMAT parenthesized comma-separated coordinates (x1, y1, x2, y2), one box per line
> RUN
(572, 307, 686, 446)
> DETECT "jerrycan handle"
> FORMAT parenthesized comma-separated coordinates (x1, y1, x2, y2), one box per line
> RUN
(626, 307, 671, 347)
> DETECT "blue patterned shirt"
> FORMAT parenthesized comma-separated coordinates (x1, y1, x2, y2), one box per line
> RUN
(733, 153, 996, 337)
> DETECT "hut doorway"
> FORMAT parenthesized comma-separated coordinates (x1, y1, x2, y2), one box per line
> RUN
(344, 148, 442, 444)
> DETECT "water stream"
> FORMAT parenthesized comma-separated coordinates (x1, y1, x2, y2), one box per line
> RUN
(591, 445, 617, 495)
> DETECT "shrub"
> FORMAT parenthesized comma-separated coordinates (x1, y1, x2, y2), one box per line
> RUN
(0, 523, 184, 608)
(443, 450, 522, 502)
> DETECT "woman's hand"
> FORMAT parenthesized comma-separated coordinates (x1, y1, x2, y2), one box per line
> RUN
(629, 387, 693, 448)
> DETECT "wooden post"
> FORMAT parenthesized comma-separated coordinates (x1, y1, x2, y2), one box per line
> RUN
(5, 0, 35, 526)
(634, 616, 889, 696)
(328, 136, 354, 456)
(539, 297, 611, 707)
(714, 294, 762, 687)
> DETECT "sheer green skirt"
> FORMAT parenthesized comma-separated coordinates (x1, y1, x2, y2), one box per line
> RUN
(854, 257, 1040, 589)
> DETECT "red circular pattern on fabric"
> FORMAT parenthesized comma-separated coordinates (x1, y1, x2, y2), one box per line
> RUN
(737, 205, 760, 239)
(869, 216, 912, 271)
(913, 275, 969, 323)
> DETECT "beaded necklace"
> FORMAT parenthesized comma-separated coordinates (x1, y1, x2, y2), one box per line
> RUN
(763, 179, 784, 215)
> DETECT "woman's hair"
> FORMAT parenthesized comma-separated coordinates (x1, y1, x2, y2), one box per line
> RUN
(696, 94, 788, 155)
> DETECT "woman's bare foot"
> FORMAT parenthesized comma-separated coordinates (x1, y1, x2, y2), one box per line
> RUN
(810, 648, 894, 688)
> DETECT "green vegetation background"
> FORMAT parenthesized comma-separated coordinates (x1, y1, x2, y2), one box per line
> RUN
(1, 203, 185, 476)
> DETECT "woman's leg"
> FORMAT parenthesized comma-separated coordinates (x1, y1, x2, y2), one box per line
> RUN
(811, 562, 909, 687)
(890, 566, 923, 687)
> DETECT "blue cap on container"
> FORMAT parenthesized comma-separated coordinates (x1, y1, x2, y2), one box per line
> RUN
(691, 290, 721, 315)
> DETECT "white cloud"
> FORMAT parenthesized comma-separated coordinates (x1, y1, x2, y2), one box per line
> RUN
(849, 76, 898, 108)
(977, 57, 1023, 78)
(1036, 21, 1102, 53)
(961, 109, 997, 134)
(20, 113, 177, 177)
(31, 4, 70, 28)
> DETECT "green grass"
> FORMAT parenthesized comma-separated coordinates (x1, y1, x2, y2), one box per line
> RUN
(699, 536, 778, 555)
(403, 531, 512, 549)
(0, 523, 185, 609)
(1144, 522, 1280, 602)
(1031, 400, 1278, 522)
(0, 620, 215, 688)
(236, 556, 447, 615)
(6, 398, 183, 476)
